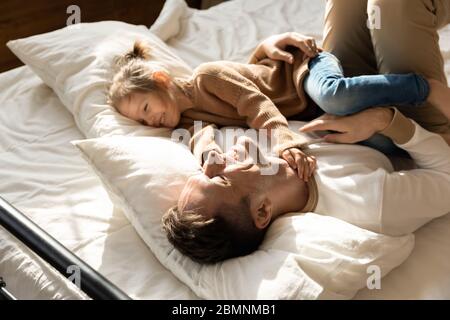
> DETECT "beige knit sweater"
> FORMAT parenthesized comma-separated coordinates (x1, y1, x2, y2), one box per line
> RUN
(177, 47, 314, 158)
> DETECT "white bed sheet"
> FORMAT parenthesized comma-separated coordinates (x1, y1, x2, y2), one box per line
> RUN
(0, 66, 196, 300)
(1, 0, 449, 300)
(154, 0, 450, 299)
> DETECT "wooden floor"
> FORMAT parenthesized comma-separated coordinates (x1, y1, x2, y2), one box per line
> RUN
(0, 0, 202, 73)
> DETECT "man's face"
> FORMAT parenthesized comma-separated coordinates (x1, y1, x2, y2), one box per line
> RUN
(178, 137, 286, 219)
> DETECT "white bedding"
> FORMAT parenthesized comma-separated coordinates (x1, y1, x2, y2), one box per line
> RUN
(0, 66, 196, 299)
(1, 0, 450, 299)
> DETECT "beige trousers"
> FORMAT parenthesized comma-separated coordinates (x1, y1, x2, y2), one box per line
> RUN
(323, 0, 450, 133)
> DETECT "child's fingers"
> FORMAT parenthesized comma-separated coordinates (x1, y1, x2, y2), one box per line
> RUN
(302, 157, 309, 181)
(282, 150, 296, 169)
(287, 34, 318, 58)
(294, 152, 305, 180)
(305, 39, 319, 57)
(307, 157, 316, 177)
(298, 42, 316, 58)
(271, 49, 294, 64)
(310, 40, 318, 54)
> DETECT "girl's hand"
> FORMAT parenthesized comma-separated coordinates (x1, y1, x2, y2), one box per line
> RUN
(281, 147, 317, 181)
(251, 32, 320, 64)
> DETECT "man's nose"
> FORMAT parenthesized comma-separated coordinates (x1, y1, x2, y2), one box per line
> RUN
(203, 151, 226, 178)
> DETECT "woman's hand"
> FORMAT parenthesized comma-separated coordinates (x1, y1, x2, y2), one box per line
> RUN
(299, 108, 395, 144)
(281, 147, 317, 181)
(251, 32, 320, 64)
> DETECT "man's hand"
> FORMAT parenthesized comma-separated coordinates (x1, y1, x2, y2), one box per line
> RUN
(251, 32, 320, 64)
(299, 108, 395, 144)
(281, 147, 317, 181)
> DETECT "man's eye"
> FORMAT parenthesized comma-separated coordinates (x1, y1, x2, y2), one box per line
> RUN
(144, 103, 148, 112)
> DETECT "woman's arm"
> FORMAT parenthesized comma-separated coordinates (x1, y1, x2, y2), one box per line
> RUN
(249, 32, 320, 64)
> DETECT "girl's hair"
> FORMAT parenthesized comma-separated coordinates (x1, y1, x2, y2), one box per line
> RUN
(106, 40, 169, 108)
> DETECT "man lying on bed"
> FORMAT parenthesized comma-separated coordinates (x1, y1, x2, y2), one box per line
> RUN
(161, 107, 450, 264)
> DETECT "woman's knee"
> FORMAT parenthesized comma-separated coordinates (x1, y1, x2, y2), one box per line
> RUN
(368, 0, 408, 14)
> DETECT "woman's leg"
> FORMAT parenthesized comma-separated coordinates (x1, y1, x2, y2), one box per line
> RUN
(368, 0, 450, 134)
(304, 52, 430, 116)
(323, 0, 378, 77)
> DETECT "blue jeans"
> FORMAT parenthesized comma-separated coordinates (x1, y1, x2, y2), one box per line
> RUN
(304, 52, 430, 154)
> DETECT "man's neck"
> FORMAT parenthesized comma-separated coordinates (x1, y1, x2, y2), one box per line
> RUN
(267, 165, 309, 219)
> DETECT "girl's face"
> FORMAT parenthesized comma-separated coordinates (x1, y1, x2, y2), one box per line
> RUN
(118, 90, 180, 128)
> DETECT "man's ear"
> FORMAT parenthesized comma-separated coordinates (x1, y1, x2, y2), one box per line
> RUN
(250, 197, 272, 230)
(152, 71, 171, 88)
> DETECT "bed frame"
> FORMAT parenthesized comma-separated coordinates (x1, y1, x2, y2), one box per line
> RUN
(0, 0, 205, 300)
(0, 196, 130, 300)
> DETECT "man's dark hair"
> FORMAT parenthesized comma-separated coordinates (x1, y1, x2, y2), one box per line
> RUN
(162, 196, 267, 264)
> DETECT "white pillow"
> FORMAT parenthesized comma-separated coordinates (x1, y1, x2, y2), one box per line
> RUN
(72, 136, 415, 300)
(7, 21, 193, 139)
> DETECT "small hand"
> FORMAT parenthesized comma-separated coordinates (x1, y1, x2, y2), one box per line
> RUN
(253, 32, 320, 64)
(281, 147, 317, 181)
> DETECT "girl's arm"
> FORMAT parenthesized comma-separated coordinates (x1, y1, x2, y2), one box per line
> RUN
(194, 64, 309, 156)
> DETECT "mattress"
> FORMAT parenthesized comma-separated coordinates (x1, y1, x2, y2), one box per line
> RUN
(1, 0, 450, 299)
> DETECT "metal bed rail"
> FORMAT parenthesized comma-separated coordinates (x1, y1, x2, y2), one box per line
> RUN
(0, 196, 131, 300)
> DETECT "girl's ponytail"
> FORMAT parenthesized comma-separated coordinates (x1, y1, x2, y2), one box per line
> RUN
(115, 40, 151, 68)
